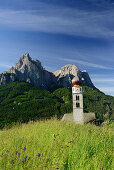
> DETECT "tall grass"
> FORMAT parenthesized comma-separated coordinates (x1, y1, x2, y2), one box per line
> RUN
(0, 120, 113, 169)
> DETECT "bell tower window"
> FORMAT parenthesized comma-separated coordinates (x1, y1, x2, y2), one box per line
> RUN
(76, 95, 79, 100)
(76, 103, 80, 108)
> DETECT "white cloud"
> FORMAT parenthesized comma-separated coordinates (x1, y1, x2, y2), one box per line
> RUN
(0, 2, 114, 38)
(99, 87, 114, 93)
(59, 58, 114, 70)
(0, 63, 11, 68)
(89, 73, 114, 95)
(92, 78, 114, 82)
(90, 74, 114, 84)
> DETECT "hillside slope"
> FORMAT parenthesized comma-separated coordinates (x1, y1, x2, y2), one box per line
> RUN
(0, 82, 71, 128)
(0, 120, 113, 169)
(53, 87, 114, 120)
(0, 82, 113, 128)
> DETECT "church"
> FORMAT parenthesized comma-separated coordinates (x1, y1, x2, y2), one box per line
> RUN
(62, 77, 95, 124)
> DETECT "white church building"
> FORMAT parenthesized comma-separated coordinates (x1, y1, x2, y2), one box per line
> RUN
(62, 77, 95, 124)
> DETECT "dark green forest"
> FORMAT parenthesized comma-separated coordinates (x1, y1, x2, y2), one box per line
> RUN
(0, 82, 114, 128)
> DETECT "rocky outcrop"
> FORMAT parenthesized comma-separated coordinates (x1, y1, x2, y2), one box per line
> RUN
(0, 53, 95, 89)
(53, 65, 95, 88)
(0, 53, 56, 90)
(0, 72, 16, 85)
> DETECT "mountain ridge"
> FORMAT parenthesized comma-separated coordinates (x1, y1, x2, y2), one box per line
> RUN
(0, 52, 95, 89)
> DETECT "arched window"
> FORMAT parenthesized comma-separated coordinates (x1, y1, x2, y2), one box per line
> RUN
(76, 103, 80, 108)
(76, 95, 79, 100)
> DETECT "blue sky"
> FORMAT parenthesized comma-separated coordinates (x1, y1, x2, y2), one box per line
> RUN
(0, 0, 114, 96)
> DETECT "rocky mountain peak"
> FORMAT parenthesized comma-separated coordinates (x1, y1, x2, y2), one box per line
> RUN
(14, 52, 32, 71)
(0, 53, 95, 89)
(21, 52, 31, 61)
(53, 64, 79, 78)
(53, 64, 94, 88)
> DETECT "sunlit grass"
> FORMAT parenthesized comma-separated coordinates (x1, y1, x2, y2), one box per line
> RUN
(0, 119, 113, 169)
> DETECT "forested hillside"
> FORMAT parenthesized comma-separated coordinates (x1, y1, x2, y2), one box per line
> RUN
(0, 82, 71, 128)
(0, 82, 113, 128)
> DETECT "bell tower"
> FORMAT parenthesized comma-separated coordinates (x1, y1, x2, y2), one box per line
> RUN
(72, 77, 84, 124)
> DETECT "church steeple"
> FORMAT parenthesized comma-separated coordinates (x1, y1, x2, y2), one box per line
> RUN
(72, 77, 84, 124)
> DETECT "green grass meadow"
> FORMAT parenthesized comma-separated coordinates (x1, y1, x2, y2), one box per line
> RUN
(0, 120, 113, 170)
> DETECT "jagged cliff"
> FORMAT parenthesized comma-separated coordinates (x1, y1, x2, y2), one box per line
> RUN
(0, 53, 56, 89)
(53, 64, 94, 88)
(0, 53, 95, 89)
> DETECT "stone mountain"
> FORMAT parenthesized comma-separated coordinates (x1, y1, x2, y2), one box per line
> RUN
(0, 53, 95, 90)
(53, 64, 94, 88)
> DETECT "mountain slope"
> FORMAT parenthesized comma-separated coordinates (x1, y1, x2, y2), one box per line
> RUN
(53, 87, 114, 120)
(0, 82, 71, 128)
(0, 82, 113, 128)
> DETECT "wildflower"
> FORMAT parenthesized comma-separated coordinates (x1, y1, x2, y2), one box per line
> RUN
(22, 156, 28, 163)
(23, 147, 26, 151)
(25, 155, 28, 159)
(38, 153, 41, 157)
(28, 157, 30, 160)
(42, 154, 44, 157)
(18, 153, 21, 156)
(15, 151, 18, 155)
(11, 160, 14, 165)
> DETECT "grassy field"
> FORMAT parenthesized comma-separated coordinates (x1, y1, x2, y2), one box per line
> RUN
(0, 120, 113, 170)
